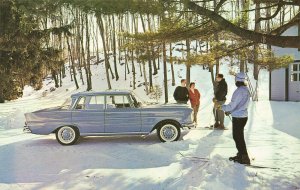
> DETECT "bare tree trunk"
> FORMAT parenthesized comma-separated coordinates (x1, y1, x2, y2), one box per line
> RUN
(59, 69, 62, 87)
(240, 0, 249, 72)
(52, 70, 59, 88)
(157, 47, 160, 70)
(125, 51, 128, 80)
(214, 0, 220, 76)
(105, 15, 110, 52)
(67, 37, 79, 89)
(79, 12, 89, 89)
(140, 14, 153, 91)
(75, 9, 84, 85)
(92, 16, 100, 63)
(69, 56, 73, 81)
(186, 39, 191, 88)
(147, 14, 158, 75)
(214, 34, 220, 75)
(142, 61, 149, 95)
(85, 13, 92, 91)
(210, 66, 215, 88)
(163, 42, 168, 103)
(207, 40, 215, 87)
(118, 14, 123, 65)
(253, 2, 261, 80)
(131, 50, 136, 90)
(267, 3, 272, 101)
(97, 14, 112, 89)
(112, 14, 119, 81)
(170, 43, 175, 86)
(126, 50, 130, 73)
(151, 47, 158, 75)
(147, 49, 153, 92)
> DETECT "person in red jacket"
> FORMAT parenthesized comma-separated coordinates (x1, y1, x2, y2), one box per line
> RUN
(189, 82, 201, 124)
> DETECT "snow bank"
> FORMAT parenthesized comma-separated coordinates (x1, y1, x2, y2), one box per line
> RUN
(0, 59, 299, 190)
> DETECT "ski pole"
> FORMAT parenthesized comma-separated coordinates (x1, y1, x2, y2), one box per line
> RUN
(225, 112, 232, 121)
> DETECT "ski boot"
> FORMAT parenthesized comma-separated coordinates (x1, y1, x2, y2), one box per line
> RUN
(217, 124, 225, 130)
(229, 153, 241, 162)
(237, 154, 251, 165)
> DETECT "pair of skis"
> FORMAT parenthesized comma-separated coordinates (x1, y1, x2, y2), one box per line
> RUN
(179, 153, 279, 170)
(229, 157, 279, 169)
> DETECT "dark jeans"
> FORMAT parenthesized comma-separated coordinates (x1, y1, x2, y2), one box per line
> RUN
(176, 100, 187, 104)
(213, 100, 225, 125)
(232, 117, 248, 155)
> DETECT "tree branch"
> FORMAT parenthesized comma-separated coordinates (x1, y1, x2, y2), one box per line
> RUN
(215, 0, 227, 12)
(241, 3, 279, 12)
(270, 12, 300, 35)
(256, 1, 283, 23)
(254, 0, 300, 5)
(185, 0, 300, 48)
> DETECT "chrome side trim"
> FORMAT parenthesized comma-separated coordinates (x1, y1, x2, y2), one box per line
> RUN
(80, 132, 149, 136)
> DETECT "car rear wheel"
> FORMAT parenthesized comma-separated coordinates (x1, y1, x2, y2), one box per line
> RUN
(157, 122, 181, 142)
(56, 126, 79, 145)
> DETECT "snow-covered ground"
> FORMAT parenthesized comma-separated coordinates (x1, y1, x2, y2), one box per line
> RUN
(0, 58, 300, 190)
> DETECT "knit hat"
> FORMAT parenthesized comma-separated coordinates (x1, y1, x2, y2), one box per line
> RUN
(235, 72, 246, 82)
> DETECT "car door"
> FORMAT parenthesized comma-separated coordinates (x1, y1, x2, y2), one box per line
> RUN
(104, 94, 142, 133)
(71, 96, 105, 134)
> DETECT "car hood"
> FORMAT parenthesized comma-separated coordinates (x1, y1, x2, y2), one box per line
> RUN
(32, 106, 63, 113)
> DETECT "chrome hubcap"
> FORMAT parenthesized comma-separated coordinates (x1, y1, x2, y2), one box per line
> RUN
(58, 127, 76, 144)
(61, 129, 74, 141)
(160, 124, 178, 141)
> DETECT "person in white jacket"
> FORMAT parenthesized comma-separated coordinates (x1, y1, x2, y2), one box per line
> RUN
(218, 72, 251, 164)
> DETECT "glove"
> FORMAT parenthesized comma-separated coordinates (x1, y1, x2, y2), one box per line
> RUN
(225, 112, 231, 116)
(214, 102, 222, 110)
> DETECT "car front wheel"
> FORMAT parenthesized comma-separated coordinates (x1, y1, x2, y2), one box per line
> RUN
(56, 126, 79, 145)
(157, 122, 181, 142)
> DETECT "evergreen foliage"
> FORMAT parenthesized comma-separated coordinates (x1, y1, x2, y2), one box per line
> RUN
(0, 0, 298, 102)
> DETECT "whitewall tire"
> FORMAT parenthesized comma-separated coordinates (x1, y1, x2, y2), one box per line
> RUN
(56, 126, 79, 145)
(157, 122, 181, 142)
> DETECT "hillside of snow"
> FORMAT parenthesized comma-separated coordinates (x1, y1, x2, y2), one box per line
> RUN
(0, 57, 300, 190)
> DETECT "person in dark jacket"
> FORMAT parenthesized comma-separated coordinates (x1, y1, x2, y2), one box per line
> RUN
(174, 79, 189, 104)
(213, 74, 228, 129)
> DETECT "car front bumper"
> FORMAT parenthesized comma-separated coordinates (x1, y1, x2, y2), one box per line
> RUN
(182, 122, 196, 129)
(23, 125, 32, 133)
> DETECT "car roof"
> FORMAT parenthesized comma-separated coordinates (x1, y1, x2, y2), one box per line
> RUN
(71, 90, 132, 97)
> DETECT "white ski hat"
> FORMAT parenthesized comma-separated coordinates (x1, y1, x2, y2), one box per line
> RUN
(235, 72, 246, 82)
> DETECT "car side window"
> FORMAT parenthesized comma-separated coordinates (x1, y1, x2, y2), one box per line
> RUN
(106, 95, 132, 109)
(75, 97, 86, 110)
(86, 96, 105, 110)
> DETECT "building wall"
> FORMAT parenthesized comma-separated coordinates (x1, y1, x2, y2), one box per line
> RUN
(271, 25, 300, 101)
(271, 68, 286, 101)
(272, 26, 300, 59)
(289, 61, 300, 101)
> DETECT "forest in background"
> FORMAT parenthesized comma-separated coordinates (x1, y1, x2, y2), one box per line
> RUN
(0, 0, 299, 103)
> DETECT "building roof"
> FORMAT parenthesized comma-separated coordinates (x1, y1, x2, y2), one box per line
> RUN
(270, 13, 299, 36)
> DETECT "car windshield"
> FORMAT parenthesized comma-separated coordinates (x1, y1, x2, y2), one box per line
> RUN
(130, 92, 150, 107)
(60, 98, 72, 109)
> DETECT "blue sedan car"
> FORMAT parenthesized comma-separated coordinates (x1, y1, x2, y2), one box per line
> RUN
(24, 90, 195, 145)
